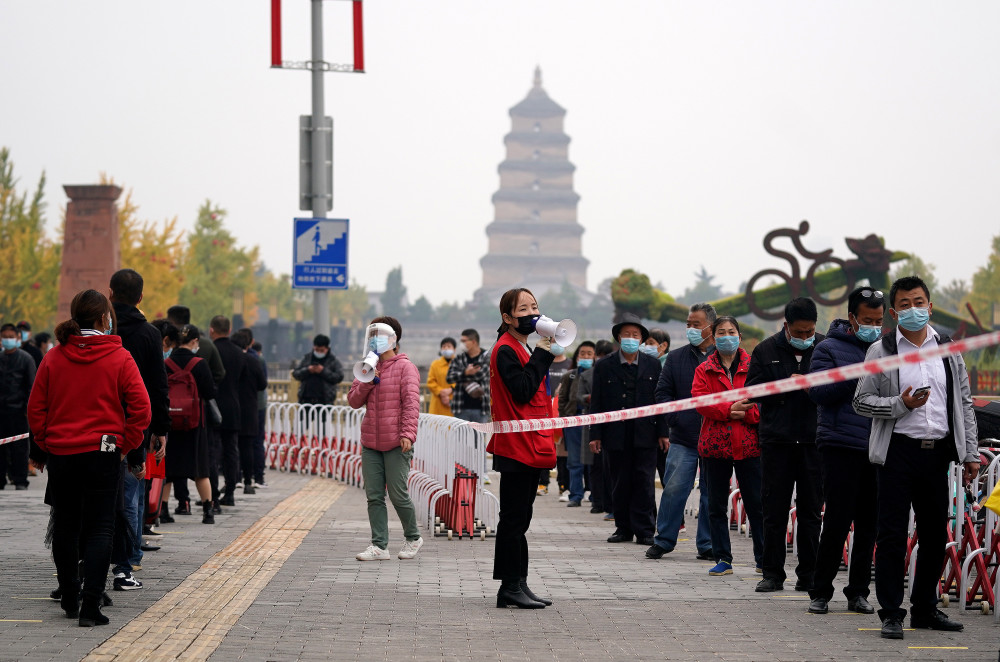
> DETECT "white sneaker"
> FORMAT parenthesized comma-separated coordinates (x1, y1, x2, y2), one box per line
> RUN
(558, 491, 570, 503)
(398, 537, 424, 560)
(356, 544, 390, 561)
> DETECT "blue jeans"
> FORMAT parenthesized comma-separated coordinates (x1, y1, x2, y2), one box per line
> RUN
(113, 468, 143, 574)
(652, 444, 712, 554)
(564, 426, 585, 502)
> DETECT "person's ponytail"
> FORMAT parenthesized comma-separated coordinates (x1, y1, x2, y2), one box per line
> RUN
(54, 319, 81, 346)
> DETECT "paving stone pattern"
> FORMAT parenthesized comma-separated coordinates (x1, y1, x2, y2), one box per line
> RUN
(1, 469, 997, 661)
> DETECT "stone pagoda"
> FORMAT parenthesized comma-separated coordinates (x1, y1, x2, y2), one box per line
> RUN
(476, 67, 589, 303)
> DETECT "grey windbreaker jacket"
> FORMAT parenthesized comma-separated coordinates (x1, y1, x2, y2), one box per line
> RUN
(852, 328, 978, 466)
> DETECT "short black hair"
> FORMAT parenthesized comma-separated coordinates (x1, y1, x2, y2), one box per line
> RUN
(440, 336, 457, 348)
(313, 334, 330, 348)
(571, 340, 596, 364)
(0, 323, 17, 335)
(460, 328, 480, 344)
(34, 332, 51, 346)
(784, 297, 818, 324)
(231, 330, 251, 349)
(178, 324, 200, 345)
(594, 339, 615, 357)
(167, 305, 191, 325)
(110, 269, 144, 305)
(889, 275, 930, 308)
(649, 328, 670, 347)
(712, 316, 742, 335)
(152, 319, 180, 345)
(847, 286, 887, 316)
(238, 327, 254, 342)
(209, 315, 231, 335)
(252, 341, 262, 353)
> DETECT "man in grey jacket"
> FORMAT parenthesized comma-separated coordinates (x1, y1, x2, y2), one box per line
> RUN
(853, 276, 979, 640)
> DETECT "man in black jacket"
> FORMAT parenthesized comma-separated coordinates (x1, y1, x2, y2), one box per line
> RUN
(0, 323, 35, 490)
(15, 321, 43, 368)
(747, 297, 825, 592)
(211, 315, 246, 506)
(291, 335, 343, 405)
(588, 313, 669, 546)
(108, 269, 171, 587)
(231, 330, 267, 494)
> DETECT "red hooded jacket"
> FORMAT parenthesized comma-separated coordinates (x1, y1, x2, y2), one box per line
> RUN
(692, 348, 760, 461)
(28, 334, 152, 456)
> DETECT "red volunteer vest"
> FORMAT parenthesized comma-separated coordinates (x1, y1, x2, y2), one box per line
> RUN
(486, 332, 557, 469)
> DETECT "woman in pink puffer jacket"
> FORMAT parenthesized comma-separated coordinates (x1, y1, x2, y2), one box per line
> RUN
(347, 316, 424, 562)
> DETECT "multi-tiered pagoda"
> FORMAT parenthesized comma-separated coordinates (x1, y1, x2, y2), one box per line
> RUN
(477, 68, 589, 302)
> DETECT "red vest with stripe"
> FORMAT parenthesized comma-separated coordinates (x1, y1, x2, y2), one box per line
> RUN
(486, 332, 557, 469)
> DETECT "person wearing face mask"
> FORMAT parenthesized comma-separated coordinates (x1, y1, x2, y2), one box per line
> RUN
(643, 329, 670, 487)
(540, 336, 573, 497)
(488, 288, 557, 608)
(27, 289, 151, 627)
(646, 303, 716, 562)
(746, 297, 825, 593)
(0, 323, 36, 490)
(805, 287, 886, 617)
(589, 313, 669, 547)
(15, 321, 43, 368)
(557, 341, 596, 507)
(854, 276, 978, 639)
(692, 316, 764, 577)
(446, 329, 491, 424)
(292, 334, 345, 406)
(426, 337, 457, 417)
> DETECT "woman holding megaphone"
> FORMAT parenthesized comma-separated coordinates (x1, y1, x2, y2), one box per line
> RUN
(488, 287, 564, 609)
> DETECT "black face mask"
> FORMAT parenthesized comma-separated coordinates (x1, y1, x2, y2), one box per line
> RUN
(513, 315, 539, 335)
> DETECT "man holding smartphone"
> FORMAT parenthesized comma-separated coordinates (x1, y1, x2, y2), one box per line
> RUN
(854, 275, 980, 640)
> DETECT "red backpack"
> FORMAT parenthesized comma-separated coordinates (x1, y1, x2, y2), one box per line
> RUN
(165, 357, 203, 431)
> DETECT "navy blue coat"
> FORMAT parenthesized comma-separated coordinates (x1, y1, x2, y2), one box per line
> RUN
(654, 343, 715, 449)
(808, 319, 874, 452)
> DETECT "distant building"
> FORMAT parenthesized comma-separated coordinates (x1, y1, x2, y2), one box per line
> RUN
(476, 67, 590, 303)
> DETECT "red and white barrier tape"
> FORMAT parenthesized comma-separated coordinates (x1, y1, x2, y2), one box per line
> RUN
(0, 433, 30, 447)
(465, 329, 1000, 435)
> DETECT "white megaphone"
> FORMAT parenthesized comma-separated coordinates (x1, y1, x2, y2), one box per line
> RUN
(533, 315, 578, 348)
(353, 351, 380, 383)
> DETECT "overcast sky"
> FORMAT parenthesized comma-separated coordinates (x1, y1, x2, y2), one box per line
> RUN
(2, 1, 998, 307)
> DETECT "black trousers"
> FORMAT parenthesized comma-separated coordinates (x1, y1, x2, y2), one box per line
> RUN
(0, 408, 29, 487)
(760, 443, 823, 584)
(172, 477, 191, 504)
(606, 444, 657, 538)
(493, 470, 539, 582)
(238, 434, 256, 484)
(217, 429, 240, 496)
(590, 451, 612, 512)
(255, 409, 267, 483)
(875, 434, 954, 621)
(48, 451, 120, 601)
(208, 430, 221, 501)
(811, 446, 877, 602)
(656, 445, 667, 488)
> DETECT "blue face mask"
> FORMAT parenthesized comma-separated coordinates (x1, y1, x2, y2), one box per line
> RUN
(788, 334, 814, 351)
(1, 338, 18, 351)
(619, 338, 641, 354)
(686, 327, 705, 347)
(441, 349, 455, 359)
(549, 343, 566, 356)
(895, 307, 930, 332)
(577, 358, 593, 370)
(715, 335, 740, 354)
(20, 330, 29, 342)
(163, 349, 173, 359)
(855, 324, 881, 343)
(639, 344, 659, 357)
(369, 336, 392, 354)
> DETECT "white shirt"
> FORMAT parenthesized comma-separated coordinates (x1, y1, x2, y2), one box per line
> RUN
(893, 325, 949, 439)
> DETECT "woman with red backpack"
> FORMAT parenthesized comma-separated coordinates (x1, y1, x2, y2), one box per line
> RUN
(161, 323, 218, 524)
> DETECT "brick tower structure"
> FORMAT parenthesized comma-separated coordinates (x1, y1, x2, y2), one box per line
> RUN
(477, 67, 589, 302)
(58, 185, 122, 319)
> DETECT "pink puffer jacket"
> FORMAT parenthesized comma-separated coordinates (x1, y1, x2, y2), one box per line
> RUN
(348, 353, 421, 451)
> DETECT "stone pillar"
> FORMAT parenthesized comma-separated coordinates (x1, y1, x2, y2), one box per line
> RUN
(58, 185, 122, 319)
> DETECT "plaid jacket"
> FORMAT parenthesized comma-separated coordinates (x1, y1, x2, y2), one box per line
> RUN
(445, 348, 491, 416)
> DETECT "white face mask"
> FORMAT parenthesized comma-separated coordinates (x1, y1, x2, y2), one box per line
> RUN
(191, 343, 200, 354)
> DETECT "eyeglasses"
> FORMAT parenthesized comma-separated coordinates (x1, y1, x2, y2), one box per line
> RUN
(859, 289, 884, 300)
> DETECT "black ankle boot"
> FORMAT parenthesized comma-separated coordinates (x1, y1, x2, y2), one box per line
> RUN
(78, 596, 109, 627)
(202, 500, 215, 524)
(519, 578, 552, 606)
(175, 499, 191, 516)
(497, 580, 545, 609)
(60, 592, 79, 618)
(159, 502, 175, 524)
(212, 499, 223, 514)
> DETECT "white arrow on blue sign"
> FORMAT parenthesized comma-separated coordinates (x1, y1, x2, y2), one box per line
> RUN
(292, 217, 349, 290)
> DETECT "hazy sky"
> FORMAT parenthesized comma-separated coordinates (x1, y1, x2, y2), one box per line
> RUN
(2, 2, 998, 307)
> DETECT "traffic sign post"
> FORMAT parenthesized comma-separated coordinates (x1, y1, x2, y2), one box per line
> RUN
(293, 218, 349, 290)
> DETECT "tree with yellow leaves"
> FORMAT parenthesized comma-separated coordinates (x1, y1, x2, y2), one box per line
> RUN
(0, 148, 62, 329)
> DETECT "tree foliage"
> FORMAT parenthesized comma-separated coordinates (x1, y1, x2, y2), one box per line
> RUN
(889, 254, 939, 294)
(678, 266, 725, 304)
(968, 235, 1000, 327)
(381, 266, 407, 317)
(0, 148, 61, 328)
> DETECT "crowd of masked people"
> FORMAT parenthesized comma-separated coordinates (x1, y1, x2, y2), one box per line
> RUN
(426, 277, 980, 639)
(0, 268, 268, 627)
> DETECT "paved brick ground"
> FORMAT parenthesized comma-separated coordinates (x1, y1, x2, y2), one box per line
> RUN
(2, 468, 997, 661)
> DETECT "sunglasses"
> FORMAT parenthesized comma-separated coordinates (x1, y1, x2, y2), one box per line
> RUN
(859, 289, 884, 300)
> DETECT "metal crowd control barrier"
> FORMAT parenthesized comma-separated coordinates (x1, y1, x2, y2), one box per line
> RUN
(264, 404, 498, 538)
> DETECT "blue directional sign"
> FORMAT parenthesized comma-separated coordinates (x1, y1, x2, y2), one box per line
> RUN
(293, 217, 349, 290)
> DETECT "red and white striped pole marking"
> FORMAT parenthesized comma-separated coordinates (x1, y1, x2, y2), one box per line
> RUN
(0, 433, 30, 447)
(464, 330, 1000, 435)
